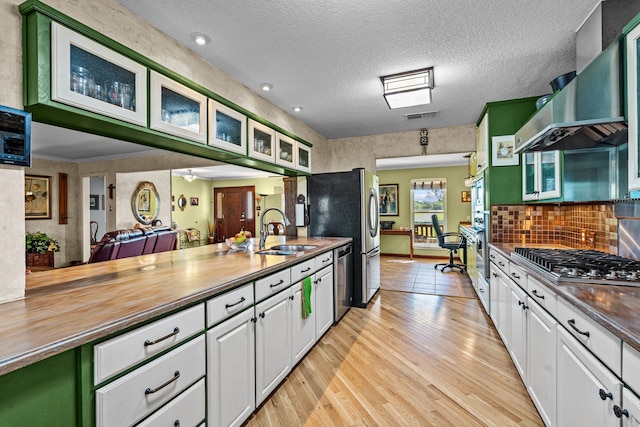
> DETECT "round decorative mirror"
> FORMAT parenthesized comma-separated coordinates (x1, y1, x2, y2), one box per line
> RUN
(177, 194, 187, 211)
(131, 181, 160, 225)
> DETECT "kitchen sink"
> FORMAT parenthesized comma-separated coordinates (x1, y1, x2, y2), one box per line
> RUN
(270, 245, 318, 251)
(255, 250, 297, 256)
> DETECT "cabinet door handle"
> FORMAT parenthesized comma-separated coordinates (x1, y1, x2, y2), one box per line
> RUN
(144, 327, 180, 346)
(599, 388, 613, 401)
(251, 317, 257, 323)
(614, 405, 629, 418)
(259, 312, 265, 318)
(145, 371, 180, 394)
(270, 279, 284, 288)
(174, 420, 181, 427)
(301, 267, 311, 273)
(567, 319, 590, 337)
(225, 296, 246, 309)
(498, 261, 505, 267)
(531, 289, 545, 299)
(518, 300, 528, 310)
(289, 295, 295, 300)
(492, 272, 499, 278)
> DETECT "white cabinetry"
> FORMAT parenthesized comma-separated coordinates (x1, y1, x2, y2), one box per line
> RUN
(476, 113, 489, 175)
(507, 281, 527, 380)
(527, 298, 557, 427)
(557, 326, 621, 426)
(255, 286, 293, 405)
(618, 387, 640, 426)
(489, 259, 510, 347)
(96, 335, 206, 427)
(137, 378, 206, 427)
(522, 151, 561, 201)
(315, 266, 334, 338)
(291, 279, 316, 365)
(207, 283, 256, 427)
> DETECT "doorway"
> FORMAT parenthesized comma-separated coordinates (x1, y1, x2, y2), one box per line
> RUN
(213, 186, 255, 242)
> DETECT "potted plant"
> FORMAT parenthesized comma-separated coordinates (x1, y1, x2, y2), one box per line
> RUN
(26, 231, 60, 268)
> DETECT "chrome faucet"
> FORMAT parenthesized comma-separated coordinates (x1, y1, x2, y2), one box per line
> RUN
(259, 207, 291, 249)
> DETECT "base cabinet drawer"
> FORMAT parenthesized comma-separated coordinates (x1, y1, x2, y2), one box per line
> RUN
(96, 335, 206, 427)
(94, 303, 205, 384)
(137, 378, 205, 427)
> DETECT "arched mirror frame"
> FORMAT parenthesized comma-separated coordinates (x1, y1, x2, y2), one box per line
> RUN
(131, 181, 160, 225)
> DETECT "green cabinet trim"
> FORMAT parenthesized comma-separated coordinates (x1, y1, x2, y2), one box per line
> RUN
(19, 0, 312, 178)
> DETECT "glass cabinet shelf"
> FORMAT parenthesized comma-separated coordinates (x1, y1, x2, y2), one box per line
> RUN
(208, 100, 247, 155)
(150, 71, 207, 143)
(248, 119, 276, 163)
(51, 22, 147, 126)
(275, 133, 296, 168)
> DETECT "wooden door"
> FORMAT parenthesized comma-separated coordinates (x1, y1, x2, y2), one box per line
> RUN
(213, 186, 255, 242)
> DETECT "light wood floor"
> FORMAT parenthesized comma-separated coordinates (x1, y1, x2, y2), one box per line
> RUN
(245, 256, 543, 426)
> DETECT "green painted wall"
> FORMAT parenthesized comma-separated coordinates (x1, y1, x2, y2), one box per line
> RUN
(377, 165, 470, 257)
(0, 350, 78, 426)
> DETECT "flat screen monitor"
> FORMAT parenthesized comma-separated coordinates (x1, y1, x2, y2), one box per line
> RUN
(0, 105, 31, 167)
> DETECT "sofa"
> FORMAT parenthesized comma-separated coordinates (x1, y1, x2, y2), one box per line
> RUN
(88, 225, 177, 263)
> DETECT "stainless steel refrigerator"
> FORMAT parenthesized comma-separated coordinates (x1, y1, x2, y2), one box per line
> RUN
(307, 168, 380, 307)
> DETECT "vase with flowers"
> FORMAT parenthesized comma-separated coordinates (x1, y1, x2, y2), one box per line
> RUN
(26, 231, 60, 268)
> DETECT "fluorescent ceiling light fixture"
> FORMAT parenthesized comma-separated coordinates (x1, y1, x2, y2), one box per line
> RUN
(190, 32, 211, 46)
(380, 67, 434, 109)
(260, 82, 273, 91)
(183, 169, 197, 182)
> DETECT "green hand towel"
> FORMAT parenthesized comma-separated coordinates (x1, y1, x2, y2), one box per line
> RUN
(302, 276, 312, 319)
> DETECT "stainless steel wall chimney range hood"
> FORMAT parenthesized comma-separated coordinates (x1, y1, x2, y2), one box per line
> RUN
(514, 39, 627, 153)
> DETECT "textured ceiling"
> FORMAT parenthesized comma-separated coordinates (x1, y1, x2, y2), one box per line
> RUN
(117, 0, 601, 139)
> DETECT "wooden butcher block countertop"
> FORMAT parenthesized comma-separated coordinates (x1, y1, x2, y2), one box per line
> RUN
(0, 236, 350, 376)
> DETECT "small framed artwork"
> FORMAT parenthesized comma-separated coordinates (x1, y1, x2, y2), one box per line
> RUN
(190, 197, 199, 206)
(90, 194, 100, 210)
(461, 191, 471, 202)
(25, 175, 52, 219)
(492, 135, 519, 166)
(379, 184, 398, 216)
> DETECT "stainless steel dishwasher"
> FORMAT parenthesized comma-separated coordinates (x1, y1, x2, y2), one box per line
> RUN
(334, 243, 353, 321)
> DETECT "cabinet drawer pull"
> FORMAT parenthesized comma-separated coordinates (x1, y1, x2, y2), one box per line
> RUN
(144, 327, 180, 346)
(225, 296, 246, 309)
(567, 319, 590, 337)
(145, 370, 180, 394)
(511, 272, 520, 279)
(614, 405, 629, 418)
(301, 267, 312, 273)
(270, 279, 284, 288)
(322, 257, 331, 263)
(599, 388, 613, 401)
(531, 289, 545, 299)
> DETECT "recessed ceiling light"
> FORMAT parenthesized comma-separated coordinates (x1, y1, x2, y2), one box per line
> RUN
(292, 106, 303, 112)
(190, 32, 211, 46)
(260, 83, 273, 91)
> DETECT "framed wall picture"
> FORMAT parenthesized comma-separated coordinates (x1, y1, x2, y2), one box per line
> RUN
(190, 197, 199, 206)
(25, 175, 52, 219)
(89, 194, 100, 210)
(492, 135, 519, 166)
(379, 184, 398, 216)
(461, 191, 471, 202)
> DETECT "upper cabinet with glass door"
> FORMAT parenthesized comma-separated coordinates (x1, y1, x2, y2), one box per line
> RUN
(275, 133, 296, 169)
(522, 151, 561, 201)
(627, 19, 640, 190)
(248, 119, 276, 163)
(208, 99, 247, 155)
(50, 22, 147, 126)
(297, 143, 312, 173)
(150, 71, 207, 143)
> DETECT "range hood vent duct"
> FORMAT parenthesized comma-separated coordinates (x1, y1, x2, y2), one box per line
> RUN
(404, 110, 439, 120)
(514, 39, 627, 153)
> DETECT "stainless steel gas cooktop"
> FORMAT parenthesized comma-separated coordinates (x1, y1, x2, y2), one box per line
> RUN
(512, 247, 640, 287)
